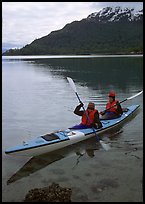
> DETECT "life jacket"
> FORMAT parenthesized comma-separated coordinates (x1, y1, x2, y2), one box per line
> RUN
(106, 100, 119, 114)
(81, 109, 97, 126)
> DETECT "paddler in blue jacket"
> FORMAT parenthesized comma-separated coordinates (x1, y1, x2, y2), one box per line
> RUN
(70, 102, 102, 129)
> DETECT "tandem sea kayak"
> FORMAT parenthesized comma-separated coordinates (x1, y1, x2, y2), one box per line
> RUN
(5, 104, 140, 157)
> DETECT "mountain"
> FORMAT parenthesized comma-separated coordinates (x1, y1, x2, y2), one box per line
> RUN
(3, 6, 143, 56)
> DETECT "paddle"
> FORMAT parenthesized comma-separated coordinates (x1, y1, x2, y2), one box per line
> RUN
(101, 90, 143, 114)
(67, 77, 110, 151)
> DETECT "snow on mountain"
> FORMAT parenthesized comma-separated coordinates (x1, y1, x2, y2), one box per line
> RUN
(87, 6, 143, 22)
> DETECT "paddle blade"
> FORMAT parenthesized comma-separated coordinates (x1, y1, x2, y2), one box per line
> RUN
(99, 140, 111, 151)
(127, 90, 143, 100)
(67, 77, 77, 93)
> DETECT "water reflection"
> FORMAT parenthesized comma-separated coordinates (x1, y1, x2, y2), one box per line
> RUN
(6, 97, 141, 185)
(7, 137, 100, 185)
(3, 56, 143, 201)
(6, 118, 134, 186)
(23, 57, 143, 91)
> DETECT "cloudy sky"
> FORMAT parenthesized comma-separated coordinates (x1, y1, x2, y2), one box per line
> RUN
(2, 2, 143, 50)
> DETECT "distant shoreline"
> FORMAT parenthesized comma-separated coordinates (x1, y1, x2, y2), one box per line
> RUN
(2, 54, 143, 60)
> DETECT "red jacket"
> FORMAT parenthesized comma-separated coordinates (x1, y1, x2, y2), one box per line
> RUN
(106, 100, 119, 114)
(81, 109, 98, 126)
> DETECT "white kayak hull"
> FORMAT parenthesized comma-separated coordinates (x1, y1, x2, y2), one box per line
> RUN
(5, 105, 140, 157)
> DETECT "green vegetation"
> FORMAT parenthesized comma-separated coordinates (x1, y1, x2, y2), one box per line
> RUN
(3, 19, 143, 56)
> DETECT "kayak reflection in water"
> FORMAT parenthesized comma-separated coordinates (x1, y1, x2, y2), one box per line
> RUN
(100, 91, 123, 120)
(70, 102, 102, 129)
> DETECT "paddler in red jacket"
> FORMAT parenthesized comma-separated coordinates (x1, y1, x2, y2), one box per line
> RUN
(100, 91, 123, 120)
(70, 102, 102, 129)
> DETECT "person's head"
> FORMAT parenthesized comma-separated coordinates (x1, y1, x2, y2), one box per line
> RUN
(108, 91, 116, 102)
(87, 102, 95, 112)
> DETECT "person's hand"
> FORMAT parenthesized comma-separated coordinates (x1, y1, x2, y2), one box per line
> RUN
(100, 111, 105, 115)
(80, 102, 84, 107)
(114, 102, 119, 109)
(116, 101, 120, 106)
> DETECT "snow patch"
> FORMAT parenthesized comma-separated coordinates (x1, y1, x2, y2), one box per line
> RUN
(87, 6, 143, 22)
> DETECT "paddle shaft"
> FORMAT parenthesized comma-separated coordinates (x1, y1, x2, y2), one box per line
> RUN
(74, 92, 101, 141)
(67, 77, 99, 139)
(67, 77, 111, 151)
(75, 92, 93, 123)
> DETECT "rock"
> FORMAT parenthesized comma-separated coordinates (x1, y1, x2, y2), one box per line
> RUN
(24, 182, 72, 202)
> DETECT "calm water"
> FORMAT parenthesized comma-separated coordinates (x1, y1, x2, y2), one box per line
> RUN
(2, 55, 143, 202)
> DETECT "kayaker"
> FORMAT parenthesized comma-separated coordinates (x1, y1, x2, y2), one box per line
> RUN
(70, 102, 102, 129)
(100, 91, 123, 120)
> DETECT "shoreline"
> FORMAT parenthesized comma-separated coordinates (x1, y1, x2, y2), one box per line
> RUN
(2, 54, 143, 60)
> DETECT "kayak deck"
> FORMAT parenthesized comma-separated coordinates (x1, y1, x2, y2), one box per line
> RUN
(5, 105, 140, 156)
(75, 104, 140, 135)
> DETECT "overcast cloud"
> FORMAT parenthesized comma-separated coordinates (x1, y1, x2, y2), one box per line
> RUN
(2, 2, 143, 49)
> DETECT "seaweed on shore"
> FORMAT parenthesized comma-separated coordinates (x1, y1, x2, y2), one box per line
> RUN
(24, 182, 72, 202)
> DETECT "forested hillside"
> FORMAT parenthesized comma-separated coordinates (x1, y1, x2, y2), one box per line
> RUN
(3, 7, 143, 55)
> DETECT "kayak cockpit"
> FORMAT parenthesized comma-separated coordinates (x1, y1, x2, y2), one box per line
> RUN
(41, 133, 59, 141)
(41, 131, 70, 142)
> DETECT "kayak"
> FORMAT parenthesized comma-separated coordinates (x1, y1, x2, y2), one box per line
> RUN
(5, 105, 140, 157)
